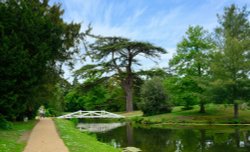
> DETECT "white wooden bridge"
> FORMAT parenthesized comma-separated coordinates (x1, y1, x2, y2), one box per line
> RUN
(57, 110, 125, 119)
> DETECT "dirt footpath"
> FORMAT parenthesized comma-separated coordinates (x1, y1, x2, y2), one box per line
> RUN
(23, 118, 69, 152)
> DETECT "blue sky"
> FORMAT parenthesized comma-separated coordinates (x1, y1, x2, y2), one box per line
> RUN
(49, 0, 250, 80)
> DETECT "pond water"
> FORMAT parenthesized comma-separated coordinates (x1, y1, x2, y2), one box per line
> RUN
(77, 122, 250, 152)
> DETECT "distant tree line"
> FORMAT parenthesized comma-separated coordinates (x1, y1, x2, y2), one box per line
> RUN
(70, 4, 250, 119)
(0, 0, 249, 128)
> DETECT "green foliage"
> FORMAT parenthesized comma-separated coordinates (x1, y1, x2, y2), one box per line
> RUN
(136, 68, 171, 80)
(170, 26, 214, 76)
(0, 0, 81, 120)
(45, 108, 59, 117)
(212, 4, 250, 118)
(126, 104, 250, 124)
(38, 76, 71, 117)
(69, 118, 79, 126)
(131, 116, 145, 124)
(131, 75, 144, 110)
(164, 77, 199, 110)
(65, 78, 125, 112)
(0, 115, 12, 130)
(64, 89, 83, 111)
(228, 119, 241, 124)
(76, 35, 166, 112)
(82, 85, 110, 110)
(139, 77, 172, 116)
(169, 25, 215, 113)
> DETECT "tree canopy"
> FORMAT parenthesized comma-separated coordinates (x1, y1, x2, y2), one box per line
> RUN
(76, 36, 166, 112)
(169, 26, 215, 112)
(0, 0, 81, 120)
(212, 4, 250, 118)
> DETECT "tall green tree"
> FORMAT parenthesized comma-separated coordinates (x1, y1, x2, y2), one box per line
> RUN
(169, 26, 214, 113)
(0, 0, 81, 120)
(212, 4, 250, 119)
(76, 36, 166, 112)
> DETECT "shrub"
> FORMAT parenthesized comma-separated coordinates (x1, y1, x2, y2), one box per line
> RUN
(45, 108, 62, 117)
(228, 119, 241, 124)
(69, 118, 79, 126)
(139, 77, 172, 116)
(0, 115, 13, 129)
(181, 106, 194, 110)
(131, 116, 144, 123)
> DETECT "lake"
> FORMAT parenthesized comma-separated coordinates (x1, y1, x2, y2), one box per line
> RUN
(77, 122, 250, 152)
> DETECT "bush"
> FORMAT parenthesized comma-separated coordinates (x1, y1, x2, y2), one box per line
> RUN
(69, 118, 79, 126)
(139, 77, 172, 116)
(131, 116, 144, 123)
(181, 106, 194, 110)
(228, 118, 241, 124)
(0, 115, 13, 129)
(45, 108, 62, 117)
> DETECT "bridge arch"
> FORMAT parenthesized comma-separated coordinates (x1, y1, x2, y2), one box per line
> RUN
(57, 110, 125, 119)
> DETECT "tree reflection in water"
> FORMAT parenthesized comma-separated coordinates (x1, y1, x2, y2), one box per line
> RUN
(93, 123, 250, 152)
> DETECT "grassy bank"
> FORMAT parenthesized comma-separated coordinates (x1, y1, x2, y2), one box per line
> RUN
(122, 104, 250, 125)
(54, 119, 121, 152)
(0, 120, 37, 152)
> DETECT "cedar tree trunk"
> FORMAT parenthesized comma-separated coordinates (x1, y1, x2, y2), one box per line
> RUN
(122, 75, 133, 112)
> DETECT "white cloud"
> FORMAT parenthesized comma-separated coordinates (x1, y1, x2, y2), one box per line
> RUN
(51, 0, 250, 81)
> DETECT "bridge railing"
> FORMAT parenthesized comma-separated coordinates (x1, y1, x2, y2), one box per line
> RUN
(57, 110, 125, 119)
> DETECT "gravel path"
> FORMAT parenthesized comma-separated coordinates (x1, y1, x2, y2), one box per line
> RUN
(23, 118, 69, 152)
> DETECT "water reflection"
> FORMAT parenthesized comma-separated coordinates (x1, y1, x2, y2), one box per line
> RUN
(92, 124, 250, 152)
(77, 122, 126, 133)
(126, 123, 133, 145)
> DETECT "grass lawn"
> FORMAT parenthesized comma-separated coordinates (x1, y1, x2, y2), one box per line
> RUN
(117, 110, 143, 117)
(122, 104, 250, 124)
(54, 119, 121, 152)
(0, 120, 37, 152)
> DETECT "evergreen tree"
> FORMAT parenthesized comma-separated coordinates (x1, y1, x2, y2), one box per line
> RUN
(76, 36, 166, 112)
(0, 0, 81, 120)
(212, 4, 250, 119)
